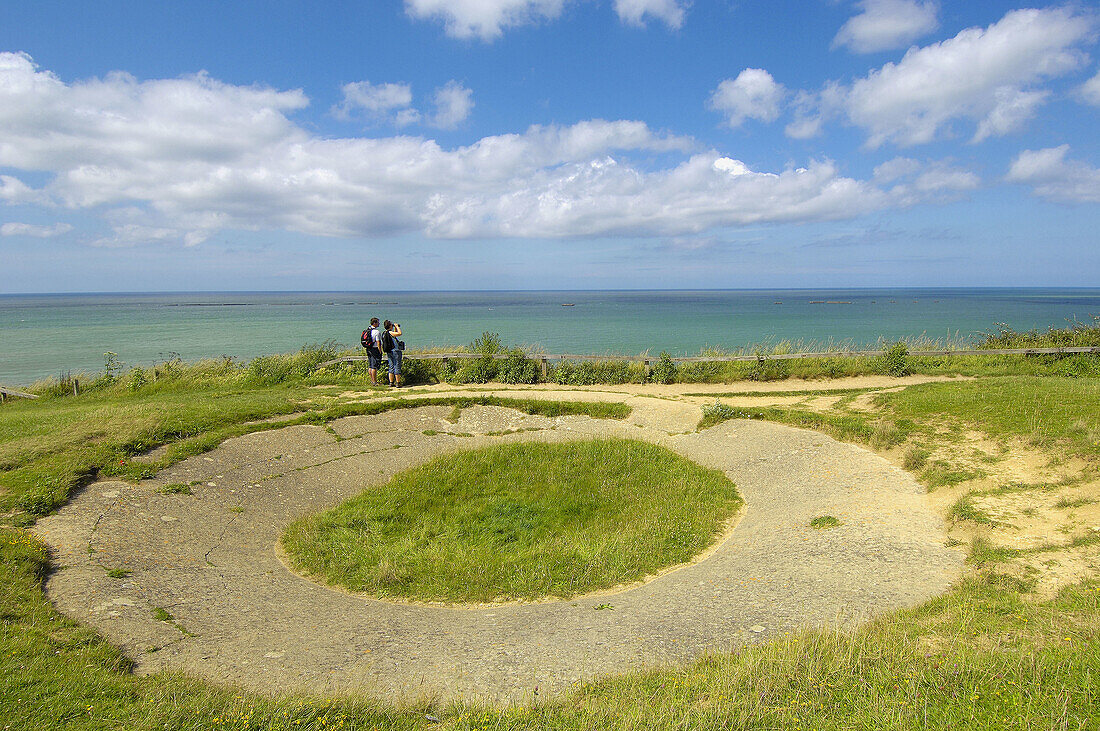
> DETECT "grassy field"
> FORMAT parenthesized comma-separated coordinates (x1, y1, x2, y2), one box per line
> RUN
(3, 340, 1100, 729)
(282, 439, 741, 602)
(0, 372, 629, 522)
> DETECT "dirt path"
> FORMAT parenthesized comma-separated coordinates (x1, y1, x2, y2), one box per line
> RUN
(35, 385, 963, 703)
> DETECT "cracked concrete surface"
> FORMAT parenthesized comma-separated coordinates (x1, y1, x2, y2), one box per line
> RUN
(35, 396, 963, 703)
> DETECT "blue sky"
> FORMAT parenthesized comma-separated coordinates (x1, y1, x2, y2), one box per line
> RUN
(0, 0, 1098, 292)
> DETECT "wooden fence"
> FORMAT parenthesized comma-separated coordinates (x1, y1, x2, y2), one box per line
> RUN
(0, 386, 39, 401)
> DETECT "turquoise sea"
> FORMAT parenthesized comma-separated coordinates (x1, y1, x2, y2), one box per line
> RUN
(2, 289, 1100, 386)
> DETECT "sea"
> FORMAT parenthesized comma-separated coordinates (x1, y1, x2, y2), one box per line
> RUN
(2, 289, 1100, 387)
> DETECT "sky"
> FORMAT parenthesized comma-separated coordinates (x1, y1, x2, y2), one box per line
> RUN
(0, 0, 1098, 292)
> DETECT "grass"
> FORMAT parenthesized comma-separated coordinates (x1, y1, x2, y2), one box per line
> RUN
(685, 387, 877, 398)
(921, 462, 987, 490)
(810, 515, 842, 529)
(281, 439, 742, 603)
(0, 387, 630, 521)
(877, 376, 1100, 458)
(3, 358, 1100, 729)
(698, 403, 913, 449)
(948, 495, 998, 526)
(1055, 496, 1096, 509)
(3, 527, 1098, 729)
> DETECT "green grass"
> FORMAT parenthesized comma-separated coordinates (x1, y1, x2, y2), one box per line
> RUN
(0, 389, 630, 520)
(4, 524, 1099, 729)
(922, 462, 986, 490)
(877, 376, 1100, 457)
(698, 403, 913, 449)
(810, 515, 842, 529)
(3, 366, 1100, 729)
(1055, 496, 1096, 509)
(686, 387, 876, 398)
(282, 439, 742, 602)
(948, 495, 998, 526)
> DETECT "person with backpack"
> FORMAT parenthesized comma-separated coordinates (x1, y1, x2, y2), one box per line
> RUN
(360, 317, 382, 386)
(381, 319, 404, 387)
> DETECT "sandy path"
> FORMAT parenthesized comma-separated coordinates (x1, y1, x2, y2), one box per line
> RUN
(36, 388, 962, 703)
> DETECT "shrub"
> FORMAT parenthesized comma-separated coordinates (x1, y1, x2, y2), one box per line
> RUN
(294, 340, 341, 376)
(747, 354, 790, 382)
(876, 341, 911, 377)
(126, 367, 149, 391)
(650, 352, 677, 384)
(103, 351, 123, 381)
(701, 399, 738, 423)
(245, 354, 294, 385)
(499, 349, 537, 384)
(470, 331, 503, 355)
(399, 357, 436, 385)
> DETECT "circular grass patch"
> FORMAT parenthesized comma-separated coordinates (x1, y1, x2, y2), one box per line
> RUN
(281, 438, 741, 603)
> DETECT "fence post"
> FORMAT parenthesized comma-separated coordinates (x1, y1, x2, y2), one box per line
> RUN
(73, 379, 80, 396)
(540, 358, 548, 380)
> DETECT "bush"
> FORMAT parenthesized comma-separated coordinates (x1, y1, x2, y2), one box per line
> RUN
(650, 352, 677, 384)
(550, 359, 641, 385)
(979, 317, 1100, 349)
(747, 354, 790, 382)
(471, 331, 503, 356)
(876, 341, 911, 377)
(245, 354, 295, 385)
(398, 357, 436, 385)
(498, 349, 537, 384)
(701, 399, 738, 423)
(126, 367, 149, 391)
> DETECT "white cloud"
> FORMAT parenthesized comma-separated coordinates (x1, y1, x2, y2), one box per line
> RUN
(795, 8, 1095, 147)
(833, 0, 939, 54)
(430, 81, 474, 128)
(0, 53, 969, 246)
(847, 8, 1092, 147)
(334, 79, 469, 129)
(404, 0, 566, 40)
(784, 85, 844, 140)
(0, 222, 72, 237)
(614, 0, 688, 30)
(912, 165, 979, 193)
(865, 157, 979, 205)
(971, 87, 1050, 143)
(709, 69, 785, 128)
(0, 174, 46, 204)
(873, 157, 920, 182)
(1081, 70, 1100, 106)
(1007, 145, 1100, 203)
(334, 81, 414, 121)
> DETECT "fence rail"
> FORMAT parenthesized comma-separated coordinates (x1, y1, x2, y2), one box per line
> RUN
(0, 386, 39, 401)
(318, 345, 1100, 370)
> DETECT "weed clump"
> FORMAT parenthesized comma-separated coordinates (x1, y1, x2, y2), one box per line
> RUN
(902, 445, 928, 471)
